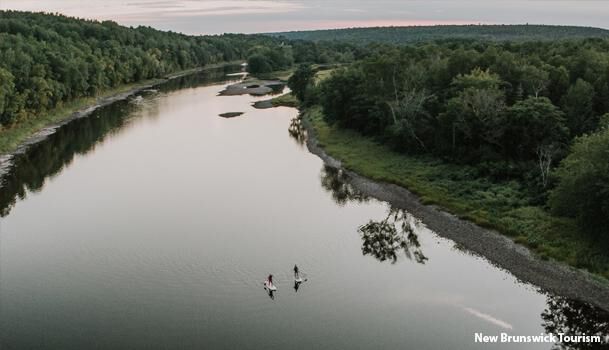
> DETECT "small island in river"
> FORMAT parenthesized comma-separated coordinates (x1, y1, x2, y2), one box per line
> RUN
(218, 112, 245, 118)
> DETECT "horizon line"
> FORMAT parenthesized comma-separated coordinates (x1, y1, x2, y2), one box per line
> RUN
(1, 9, 608, 35)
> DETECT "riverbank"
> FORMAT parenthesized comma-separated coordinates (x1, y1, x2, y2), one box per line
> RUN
(0, 62, 240, 174)
(253, 93, 299, 109)
(300, 106, 609, 311)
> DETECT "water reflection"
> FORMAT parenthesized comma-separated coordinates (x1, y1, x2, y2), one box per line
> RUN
(0, 62, 608, 348)
(0, 67, 238, 218)
(359, 208, 428, 264)
(160, 65, 240, 92)
(542, 296, 609, 349)
(0, 102, 136, 217)
(316, 142, 609, 344)
(319, 164, 426, 264)
(288, 116, 307, 146)
(319, 165, 368, 206)
(266, 289, 276, 300)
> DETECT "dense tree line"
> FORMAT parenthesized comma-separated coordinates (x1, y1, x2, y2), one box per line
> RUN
(291, 40, 365, 64)
(0, 11, 361, 126)
(247, 40, 361, 74)
(0, 11, 291, 127)
(246, 45, 294, 74)
(292, 39, 609, 243)
(550, 127, 609, 240)
(271, 25, 609, 44)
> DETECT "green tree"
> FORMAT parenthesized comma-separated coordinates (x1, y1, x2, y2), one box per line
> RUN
(547, 65, 570, 105)
(501, 97, 568, 161)
(287, 64, 314, 102)
(452, 67, 502, 90)
(549, 128, 609, 242)
(441, 68, 506, 156)
(519, 64, 549, 98)
(247, 54, 273, 73)
(598, 113, 609, 130)
(561, 79, 596, 136)
(319, 68, 389, 135)
(0, 67, 15, 125)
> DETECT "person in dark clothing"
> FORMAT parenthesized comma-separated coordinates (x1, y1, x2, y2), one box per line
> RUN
(267, 274, 273, 286)
(294, 265, 299, 279)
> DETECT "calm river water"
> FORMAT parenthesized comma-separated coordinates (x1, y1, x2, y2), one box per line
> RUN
(0, 67, 607, 349)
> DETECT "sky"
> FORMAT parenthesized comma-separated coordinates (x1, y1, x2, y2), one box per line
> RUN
(0, 0, 608, 35)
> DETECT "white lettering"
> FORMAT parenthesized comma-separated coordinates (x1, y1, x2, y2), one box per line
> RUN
(475, 333, 498, 343)
(474, 332, 604, 344)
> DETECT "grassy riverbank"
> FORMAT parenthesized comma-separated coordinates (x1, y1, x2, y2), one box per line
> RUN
(0, 64, 237, 156)
(304, 106, 609, 281)
(269, 93, 299, 107)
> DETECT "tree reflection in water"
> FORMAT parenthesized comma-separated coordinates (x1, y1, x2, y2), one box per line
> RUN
(288, 116, 307, 146)
(542, 296, 609, 349)
(319, 165, 368, 206)
(359, 208, 428, 264)
(314, 138, 609, 341)
(319, 164, 426, 264)
(0, 67, 233, 218)
(0, 101, 136, 217)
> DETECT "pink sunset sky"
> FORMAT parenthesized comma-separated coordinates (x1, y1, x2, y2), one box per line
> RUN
(0, 0, 608, 34)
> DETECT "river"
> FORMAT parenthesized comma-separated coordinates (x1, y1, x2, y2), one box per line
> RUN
(0, 67, 607, 349)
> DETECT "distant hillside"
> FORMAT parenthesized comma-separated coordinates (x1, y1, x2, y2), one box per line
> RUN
(269, 25, 609, 44)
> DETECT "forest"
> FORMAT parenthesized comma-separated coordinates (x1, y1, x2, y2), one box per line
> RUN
(289, 38, 609, 274)
(271, 25, 609, 44)
(0, 11, 262, 127)
(0, 11, 358, 129)
(247, 40, 361, 74)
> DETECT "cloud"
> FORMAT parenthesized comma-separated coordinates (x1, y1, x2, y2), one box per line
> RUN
(1, 0, 608, 34)
(0, 0, 306, 23)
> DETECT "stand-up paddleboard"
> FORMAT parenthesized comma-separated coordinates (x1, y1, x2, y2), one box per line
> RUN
(294, 277, 303, 283)
(264, 281, 277, 291)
